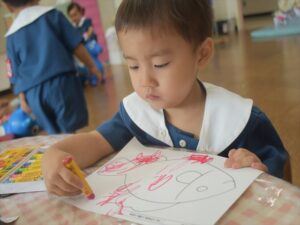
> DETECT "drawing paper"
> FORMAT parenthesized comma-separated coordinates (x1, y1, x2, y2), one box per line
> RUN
(65, 138, 262, 225)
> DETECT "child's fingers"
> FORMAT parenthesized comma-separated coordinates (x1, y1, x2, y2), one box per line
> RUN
(228, 149, 237, 158)
(225, 148, 261, 169)
(225, 149, 245, 168)
(45, 174, 81, 196)
(51, 184, 82, 197)
(224, 149, 237, 168)
(233, 155, 259, 168)
(55, 174, 82, 193)
(251, 162, 268, 172)
(224, 158, 234, 168)
(59, 167, 84, 190)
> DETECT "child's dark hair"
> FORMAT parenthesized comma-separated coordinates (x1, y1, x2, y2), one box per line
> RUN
(115, 0, 213, 47)
(67, 2, 85, 15)
(2, 0, 34, 7)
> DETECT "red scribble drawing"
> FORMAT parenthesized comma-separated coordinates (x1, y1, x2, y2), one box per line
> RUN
(99, 151, 163, 175)
(186, 154, 213, 164)
(116, 198, 127, 215)
(101, 161, 128, 173)
(95, 151, 235, 214)
(148, 174, 173, 191)
(97, 182, 139, 206)
(133, 151, 161, 164)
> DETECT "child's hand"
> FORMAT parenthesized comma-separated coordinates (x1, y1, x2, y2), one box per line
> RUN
(42, 148, 84, 196)
(224, 148, 268, 172)
(89, 66, 104, 83)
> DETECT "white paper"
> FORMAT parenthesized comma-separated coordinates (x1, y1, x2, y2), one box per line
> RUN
(65, 139, 262, 225)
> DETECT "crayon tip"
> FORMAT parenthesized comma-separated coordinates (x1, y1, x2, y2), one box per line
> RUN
(87, 193, 95, 200)
(62, 156, 72, 165)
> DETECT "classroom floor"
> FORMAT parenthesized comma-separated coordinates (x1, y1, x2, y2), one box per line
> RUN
(79, 32, 300, 187)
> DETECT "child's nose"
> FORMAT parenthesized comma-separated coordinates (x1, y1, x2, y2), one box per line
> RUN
(140, 68, 156, 87)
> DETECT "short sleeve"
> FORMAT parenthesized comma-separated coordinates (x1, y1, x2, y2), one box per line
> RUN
(49, 10, 82, 51)
(96, 103, 134, 151)
(84, 18, 92, 28)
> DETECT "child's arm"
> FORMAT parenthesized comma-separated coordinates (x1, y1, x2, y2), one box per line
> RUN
(74, 44, 103, 81)
(83, 26, 94, 41)
(42, 131, 114, 196)
(19, 92, 31, 113)
(224, 148, 268, 172)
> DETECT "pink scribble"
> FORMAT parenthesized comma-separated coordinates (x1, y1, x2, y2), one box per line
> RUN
(116, 198, 127, 215)
(148, 174, 173, 191)
(133, 151, 161, 165)
(97, 182, 139, 206)
(186, 154, 213, 164)
(101, 161, 127, 173)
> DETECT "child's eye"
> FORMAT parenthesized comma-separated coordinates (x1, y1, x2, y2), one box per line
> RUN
(154, 62, 169, 68)
(129, 65, 139, 70)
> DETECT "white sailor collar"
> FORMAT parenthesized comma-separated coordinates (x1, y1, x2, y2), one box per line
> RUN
(123, 82, 253, 154)
(73, 17, 86, 28)
(5, 6, 54, 37)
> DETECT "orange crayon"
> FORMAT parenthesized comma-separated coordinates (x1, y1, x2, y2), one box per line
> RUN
(63, 156, 95, 200)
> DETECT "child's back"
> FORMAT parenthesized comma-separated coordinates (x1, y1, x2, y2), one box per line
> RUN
(6, 6, 82, 94)
(3, 1, 102, 134)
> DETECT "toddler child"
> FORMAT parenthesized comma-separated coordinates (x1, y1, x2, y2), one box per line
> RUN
(67, 2, 105, 84)
(42, 0, 287, 196)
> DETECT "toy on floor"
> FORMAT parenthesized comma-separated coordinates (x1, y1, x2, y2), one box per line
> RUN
(0, 107, 39, 138)
(251, 1, 300, 39)
(86, 39, 105, 76)
(76, 40, 105, 86)
(274, 0, 300, 26)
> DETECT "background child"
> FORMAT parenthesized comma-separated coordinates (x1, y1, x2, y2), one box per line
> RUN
(42, 0, 287, 197)
(67, 2, 105, 84)
(2, 0, 103, 134)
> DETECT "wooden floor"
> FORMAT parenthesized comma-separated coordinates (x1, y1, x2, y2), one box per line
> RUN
(80, 32, 300, 187)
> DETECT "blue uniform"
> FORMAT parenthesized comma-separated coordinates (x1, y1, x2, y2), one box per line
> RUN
(6, 6, 88, 134)
(75, 17, 97, 43)
(97, 82, 287, 178)
(73, 17, 105, 82)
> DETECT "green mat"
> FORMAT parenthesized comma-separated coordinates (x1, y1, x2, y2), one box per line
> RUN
(251, 24, 300, 39)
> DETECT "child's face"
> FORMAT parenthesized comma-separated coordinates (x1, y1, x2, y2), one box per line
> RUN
(118, 28, 212, 110)
(68, 8, 83, 25)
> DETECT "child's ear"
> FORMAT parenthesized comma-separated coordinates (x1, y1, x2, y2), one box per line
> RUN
(196, 38, 214, 69)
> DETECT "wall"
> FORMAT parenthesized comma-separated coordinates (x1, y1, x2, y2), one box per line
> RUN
(0, 7, 10, 54)
(212, 0, 244, 31)
(0, 6, 11, 91)
(242, 0, 278, 16)
(97, 0, 117, 31)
